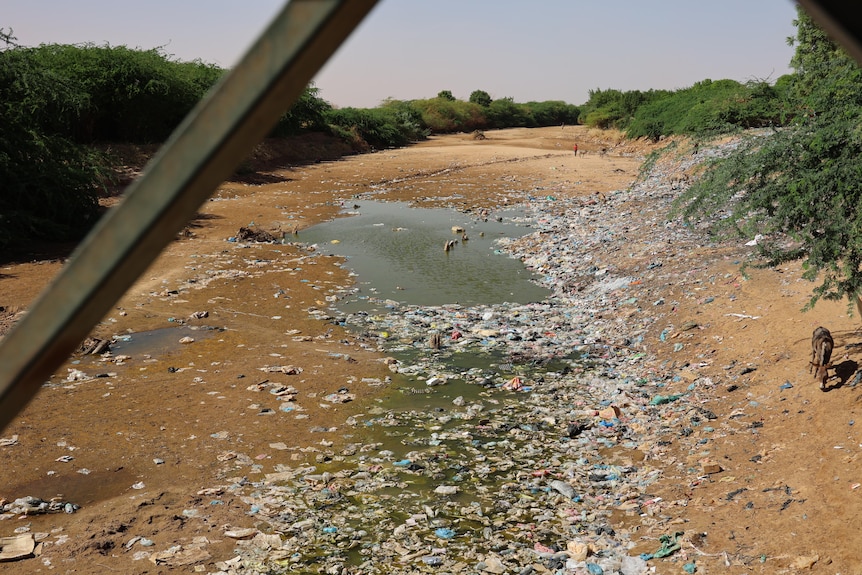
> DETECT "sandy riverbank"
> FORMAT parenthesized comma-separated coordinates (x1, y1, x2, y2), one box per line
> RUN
(1, 126, 861, 573)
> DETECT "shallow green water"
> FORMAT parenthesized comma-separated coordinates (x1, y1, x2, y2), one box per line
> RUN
(298, 201, 548, 313)
(300, 200, 574, 431)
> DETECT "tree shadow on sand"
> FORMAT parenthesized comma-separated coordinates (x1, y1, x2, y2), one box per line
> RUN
(1, 212, 224, 267)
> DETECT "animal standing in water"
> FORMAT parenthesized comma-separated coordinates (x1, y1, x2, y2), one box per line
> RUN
(809, 326, 834, 390)
(429, 333, 442, 350)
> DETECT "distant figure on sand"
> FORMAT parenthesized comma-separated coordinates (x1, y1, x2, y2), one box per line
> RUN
(573, 143, 579, 156)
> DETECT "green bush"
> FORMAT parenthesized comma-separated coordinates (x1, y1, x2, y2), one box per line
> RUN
(580, 88, 657, 130)
(626, 79, 788, 140)
(521, 101, 580, 126)
(583, 108, 617, 130)
(410, 97, 486, 132)
(485, 97, 532, 129)
(378, 100, 428, 141)
(270, 84, 332, 137)
(0, 34, 107, 248)
(324, 104, 426, 150)
(671, 8, 862, 309)
(22, 44, 223, 143)
(437, 90, 456, 101)
(469, 90, 492, 107)
(0, 38, 339, 249)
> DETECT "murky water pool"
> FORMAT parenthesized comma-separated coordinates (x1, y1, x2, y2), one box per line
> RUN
(300, 200, 576, 401)
(300, 200, 582, 460)
(108, 325, 219, 356)
(298, 201, 548, 313)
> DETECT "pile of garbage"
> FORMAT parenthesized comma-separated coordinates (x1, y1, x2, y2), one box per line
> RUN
(0, 496, 80, 518)
(197, 142, 744, 574)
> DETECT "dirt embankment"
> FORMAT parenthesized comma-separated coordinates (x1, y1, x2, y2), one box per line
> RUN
(1, 126, 860, 573)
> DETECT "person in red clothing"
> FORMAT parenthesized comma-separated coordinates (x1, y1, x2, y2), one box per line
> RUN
(573, 143, 579, 156)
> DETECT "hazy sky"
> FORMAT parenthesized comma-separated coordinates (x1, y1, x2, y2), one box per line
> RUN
(5, 1, 800, 109)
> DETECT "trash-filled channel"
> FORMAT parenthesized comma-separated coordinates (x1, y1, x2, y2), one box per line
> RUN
(211, 147, 730, 575)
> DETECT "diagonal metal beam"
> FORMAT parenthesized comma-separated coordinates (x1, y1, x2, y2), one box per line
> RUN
(797, 0, 862, 66)
(0, 0, 379, 432)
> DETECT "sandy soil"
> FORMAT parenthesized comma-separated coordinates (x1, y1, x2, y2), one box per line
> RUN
(1, 126, 861, 573)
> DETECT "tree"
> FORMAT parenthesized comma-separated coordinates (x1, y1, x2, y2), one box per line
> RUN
(436, 90, 455, 101)
(671, 6, 862, 310)
(0, 31, 106, 249)
(486, 97, 531, 128)
(469, 90, 492, 107)
(271, 84, 332, 136)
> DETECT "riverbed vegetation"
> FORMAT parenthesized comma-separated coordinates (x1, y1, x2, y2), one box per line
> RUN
(0, 27, 790, 250)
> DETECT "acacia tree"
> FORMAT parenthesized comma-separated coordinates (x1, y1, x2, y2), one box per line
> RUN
(0, 29, 105, 249)
(469, 90, 492, 107)
(672, 7, 862, 310)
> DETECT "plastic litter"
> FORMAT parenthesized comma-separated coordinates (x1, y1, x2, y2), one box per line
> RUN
(650, 394, 684, 405)
(642, 531, 684, 560)
(1, 496, 79, 517)
(196, 139, 747, 574)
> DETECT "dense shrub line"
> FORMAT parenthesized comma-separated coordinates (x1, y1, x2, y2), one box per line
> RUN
(579, 77, 793, 140)
(0, 34, 792, 249)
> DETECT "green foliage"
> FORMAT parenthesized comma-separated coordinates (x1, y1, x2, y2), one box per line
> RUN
(270, 84, 332, 137)
(378, 99, 428, 141)
(624, 79, 788, 140)
(405, 95, 577, 132)
(0, 129, 106, 247)
(410, 98, 486, 132)
(0, 33, 107, 248)
(672, 7, 862, 308)
(324, 103, 426, 150)
(3, 41, 335, 144)
(521, 101, 580, 126)
(485, 97, 532, 129)
(0, 38, 339, 249)
(19, 43, 223, 143)
(580, 88, 656, 130)
(583, 108, 617, 130)
(437, 90, 456, 101)
(580, 79, 788, 140)
(469, 90, 492, 107)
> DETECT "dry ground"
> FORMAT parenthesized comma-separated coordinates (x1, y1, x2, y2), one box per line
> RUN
(1, 126, 860, 573)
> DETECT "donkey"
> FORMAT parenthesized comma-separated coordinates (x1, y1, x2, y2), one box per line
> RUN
(810, 326, 834, 390)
